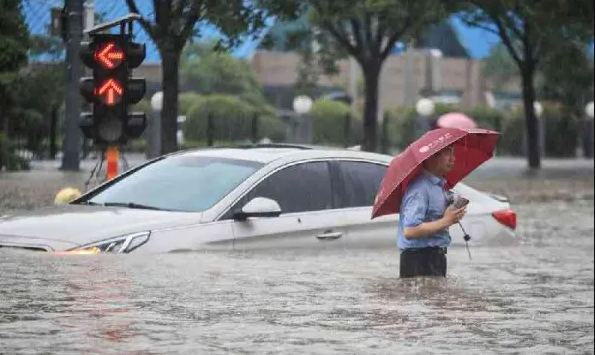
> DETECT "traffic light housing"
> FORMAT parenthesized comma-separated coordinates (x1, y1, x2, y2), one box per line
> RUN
(79, 33, 147, 147)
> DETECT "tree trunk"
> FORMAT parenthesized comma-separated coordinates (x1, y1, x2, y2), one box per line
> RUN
(362, 64, 381, 152)
(521, 64, 541, 170)
(160, 51, 181, 155)
(49, 106, 58, 160)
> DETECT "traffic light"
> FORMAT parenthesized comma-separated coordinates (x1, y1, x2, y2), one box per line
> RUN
(79, 33, 147, 147)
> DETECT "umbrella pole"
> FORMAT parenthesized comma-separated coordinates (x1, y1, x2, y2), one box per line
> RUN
(457, 222, 472, 261)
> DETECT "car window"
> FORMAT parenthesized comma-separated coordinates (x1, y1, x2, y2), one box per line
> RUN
(335, 161, 387, 208)
(235, 161, 334, 215)
(86, 155, 264, 212)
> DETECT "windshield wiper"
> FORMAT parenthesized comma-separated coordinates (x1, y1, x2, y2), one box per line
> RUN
(75, 201, 102, 206)
(102, 202, 167, 211)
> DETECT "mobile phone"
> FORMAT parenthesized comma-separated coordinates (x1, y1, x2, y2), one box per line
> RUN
(453, 197, 470, 209)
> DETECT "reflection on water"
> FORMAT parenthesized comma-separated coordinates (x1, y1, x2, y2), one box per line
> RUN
(1, 201, 593, 355)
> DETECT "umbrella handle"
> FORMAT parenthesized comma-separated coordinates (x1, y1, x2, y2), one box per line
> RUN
(458, 222, 473, 261)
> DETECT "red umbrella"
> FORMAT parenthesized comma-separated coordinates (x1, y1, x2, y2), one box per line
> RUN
(436, 112, 478, 129)
(372, 127, 500, 220)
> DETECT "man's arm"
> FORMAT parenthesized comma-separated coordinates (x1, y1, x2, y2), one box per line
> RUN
(404, 219, 450, 240)
(404, 205, 467, 240)
(400, 188, 462, 240)
(401, 189, 437, 240)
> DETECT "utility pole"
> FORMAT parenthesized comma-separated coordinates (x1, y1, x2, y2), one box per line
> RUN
(61, 0, 84, 171)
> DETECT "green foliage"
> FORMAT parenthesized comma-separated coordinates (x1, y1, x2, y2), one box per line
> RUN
(0, 0, 29, 73)
(0, 0, 30, 143)
(184, 95, 285, 143)
(180, 42, 270, 114)
(497, 110, 525, 156)
(386, 105, 507, 151)
(0, 133, 30, 171)
(179, 93, 204, 116)
(542, 104, 581, 157)
(310, 99, 361, 145)
(124, 0, 278, 153)
(385, 104, 579, 157)
(538, 41, 594, 110)
(261, 0, 450, 151)
(384, 104, 463, 149)
(482, 43, 519, 90)
(181, 43, 264, 99)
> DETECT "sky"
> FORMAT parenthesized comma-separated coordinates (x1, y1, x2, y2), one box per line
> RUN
(23, 0, 504, 63)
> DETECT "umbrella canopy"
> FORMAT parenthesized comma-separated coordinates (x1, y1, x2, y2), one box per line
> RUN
(372, 128, 499, 219)
(437, 112, 477, 129)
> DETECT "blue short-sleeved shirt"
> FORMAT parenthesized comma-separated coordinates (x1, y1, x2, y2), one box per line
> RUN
(397, 170, 451, 250)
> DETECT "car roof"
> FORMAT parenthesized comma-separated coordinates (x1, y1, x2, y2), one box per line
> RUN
(170, 144, 394, 165)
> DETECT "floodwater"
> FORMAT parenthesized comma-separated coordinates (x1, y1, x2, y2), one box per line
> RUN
(0, 200, 593, 355)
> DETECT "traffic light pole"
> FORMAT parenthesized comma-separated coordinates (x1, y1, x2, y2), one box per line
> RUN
(61, 0, 84, 171)
(78, 14, 146, 185)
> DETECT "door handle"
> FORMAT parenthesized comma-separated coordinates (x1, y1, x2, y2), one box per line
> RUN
(316, 231, 343, 241)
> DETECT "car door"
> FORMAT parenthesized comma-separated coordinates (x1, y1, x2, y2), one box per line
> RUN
(227, 161, 350, 250)
(330, 160, 399, 248)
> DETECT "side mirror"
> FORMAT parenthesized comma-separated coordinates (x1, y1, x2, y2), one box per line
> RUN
(233, 197, 282, 221)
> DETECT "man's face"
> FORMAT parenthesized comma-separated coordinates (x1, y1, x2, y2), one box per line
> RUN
(427, 146, 455, 176)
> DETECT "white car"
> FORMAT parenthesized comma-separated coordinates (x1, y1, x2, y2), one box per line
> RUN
(0, 144, 517, 254)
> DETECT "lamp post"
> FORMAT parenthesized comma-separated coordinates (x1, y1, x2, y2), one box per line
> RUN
(415, 98, 435, 140)
(534, 101, 545, 158)
(293, 95, 313, 144)
(585, 101, 594, 158)
(148, 91, 163, 159)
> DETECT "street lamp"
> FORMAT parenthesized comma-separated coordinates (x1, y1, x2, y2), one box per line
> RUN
(586, 101, 594, 119)
(584, 101, 595, 158)
(293, 95, 313, 115)
(534, 101, 545, 157)
(415, 98, 435, 139)
(416, 98, 435, 117)
(148, 91, 163, 158)
(534, 101, 544, 118)
(150, 91, 163, 112)
(292, 95, 313, 143)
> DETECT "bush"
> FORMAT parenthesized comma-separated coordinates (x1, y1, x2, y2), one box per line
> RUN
(498, 109, 525, 156)
(0, 134, 30, 171)
(493, 104, 580, 157)
(179, 92, 204, 116)
(387, 104, 511, 152)
(384, 103, 458, 150)
(184, 95, 286, 143)
(310, 99, 361, 146)
(467, 106, 507, 131)
(385, 107, 416, 150)
(543, 104, 579, 157)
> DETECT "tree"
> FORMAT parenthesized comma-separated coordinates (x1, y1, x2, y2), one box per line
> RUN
(263, 1, 449, 152)
(180, 41, 268, 108)
(124, 0, 274, 154)
(454, 0, 594, 169)
(539, 41, 594, 111)
(482, 43, 518, 91)
(0, 0, 29, 135)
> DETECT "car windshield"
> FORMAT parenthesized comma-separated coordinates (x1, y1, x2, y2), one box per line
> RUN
(85, 155, 264, 212)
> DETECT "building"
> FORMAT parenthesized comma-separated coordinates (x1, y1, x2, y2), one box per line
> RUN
(248, 16, 522, 112)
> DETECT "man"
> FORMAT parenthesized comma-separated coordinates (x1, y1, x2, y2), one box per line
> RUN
(398, 145, 467, 278)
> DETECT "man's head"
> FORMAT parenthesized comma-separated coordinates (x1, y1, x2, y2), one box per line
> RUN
(424, 145, 455, 177)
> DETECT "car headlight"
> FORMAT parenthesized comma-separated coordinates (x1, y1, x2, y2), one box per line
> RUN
(58, 232, 151, 255)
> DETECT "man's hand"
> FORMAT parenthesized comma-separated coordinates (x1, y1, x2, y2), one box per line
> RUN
(442, 205, 467, 227)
